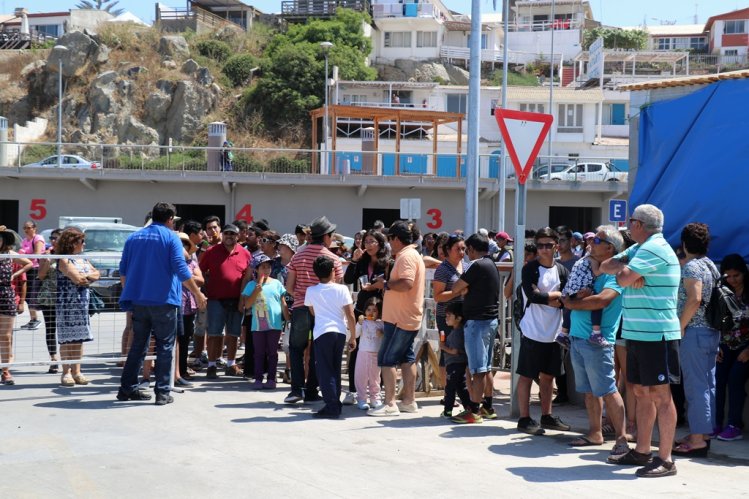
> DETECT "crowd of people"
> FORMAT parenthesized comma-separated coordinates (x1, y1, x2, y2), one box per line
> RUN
(1, 202, 749, 478)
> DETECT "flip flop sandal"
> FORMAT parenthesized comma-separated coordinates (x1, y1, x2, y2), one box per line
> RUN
(610, 441, 630, 456)
(568, 436, 604, 447)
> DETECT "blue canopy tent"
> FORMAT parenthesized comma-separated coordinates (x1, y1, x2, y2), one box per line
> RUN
(630, 78, 749, 262)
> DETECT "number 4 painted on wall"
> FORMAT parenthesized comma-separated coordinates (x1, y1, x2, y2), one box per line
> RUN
(235, 204, 253, 223)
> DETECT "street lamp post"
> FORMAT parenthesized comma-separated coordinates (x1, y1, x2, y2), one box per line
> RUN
(320, 41, 333, 173)
(54, 45, 68, 169)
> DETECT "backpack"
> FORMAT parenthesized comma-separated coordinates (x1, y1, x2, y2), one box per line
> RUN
(705, 266, 743, 332)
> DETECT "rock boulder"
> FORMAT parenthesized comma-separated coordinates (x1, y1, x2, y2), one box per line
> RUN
(158, 36, 190, 59)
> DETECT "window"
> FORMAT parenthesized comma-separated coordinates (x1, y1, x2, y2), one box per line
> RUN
(724, 49, 739, 56)
(384, 31, 411, 48)
(466, 33, 488, 49)
(416, 31, 437, 48)
(557, 104, 583, 133)
(656, 38, 671, 50)
(34, 24, 59, 37)
(519, 103, 545, 113)
(446, 93, 467, 114)
(724, 20, 746, 34)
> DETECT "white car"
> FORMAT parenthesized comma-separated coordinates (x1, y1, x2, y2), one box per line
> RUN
(543, 162, 628, 182)
(23, 155, 99, 169)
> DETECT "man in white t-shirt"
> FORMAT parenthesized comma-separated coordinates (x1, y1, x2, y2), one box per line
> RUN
(304, 256, 356, 419)
(516, 227, 572, 435)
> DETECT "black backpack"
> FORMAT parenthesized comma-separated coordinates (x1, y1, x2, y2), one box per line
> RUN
(705, 266, 743, 332)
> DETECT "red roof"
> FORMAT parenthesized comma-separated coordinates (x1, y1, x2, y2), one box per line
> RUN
(705, 7, 749, 32)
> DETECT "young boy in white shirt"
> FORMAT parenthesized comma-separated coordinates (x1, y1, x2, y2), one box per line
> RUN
(304, 256, 357, 419)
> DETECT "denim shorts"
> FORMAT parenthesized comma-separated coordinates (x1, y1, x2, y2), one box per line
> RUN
(464, 318, 498, 374)
(570, 336, 617, 397)
(377, 322, 416, 367)
(206, 299, 242, 337)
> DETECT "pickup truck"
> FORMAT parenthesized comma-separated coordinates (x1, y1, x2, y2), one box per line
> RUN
(543, 162, 628, 182)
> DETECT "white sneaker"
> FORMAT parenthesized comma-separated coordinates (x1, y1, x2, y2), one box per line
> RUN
(357, 400, 370, 410)
(342, 392, 356, 405)
(397, 401, 419, 413)
(367, 403, 400, 417)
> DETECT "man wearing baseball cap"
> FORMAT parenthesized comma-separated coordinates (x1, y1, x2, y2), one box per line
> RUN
(198, 223, 251, 379)
(494, 231, 514, 262)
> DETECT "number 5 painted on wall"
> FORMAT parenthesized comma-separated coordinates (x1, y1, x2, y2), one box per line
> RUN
(29, 199, 47, 221)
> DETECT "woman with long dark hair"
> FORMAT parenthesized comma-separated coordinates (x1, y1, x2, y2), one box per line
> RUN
(0, 226, 32, 385)
(342, 229, 389, 404)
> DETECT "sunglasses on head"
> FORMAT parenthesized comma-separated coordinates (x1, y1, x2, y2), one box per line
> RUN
(536, 242, 555, 250)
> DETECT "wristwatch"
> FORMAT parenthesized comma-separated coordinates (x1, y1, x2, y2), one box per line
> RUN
(383, 280, 390, 291)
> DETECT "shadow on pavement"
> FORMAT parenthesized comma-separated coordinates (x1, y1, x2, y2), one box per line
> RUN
(503, 463, 638, 482)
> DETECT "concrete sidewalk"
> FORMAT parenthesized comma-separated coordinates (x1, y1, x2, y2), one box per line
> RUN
(1, 364, 748, 498)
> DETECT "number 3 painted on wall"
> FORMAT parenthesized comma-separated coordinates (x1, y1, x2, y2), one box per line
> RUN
(426, 208, 442, 229)
(29, 199, 47, 221)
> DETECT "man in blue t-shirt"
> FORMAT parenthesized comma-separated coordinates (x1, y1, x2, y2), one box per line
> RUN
(562, 225, 629, 460)
(117, 202, 206, 405)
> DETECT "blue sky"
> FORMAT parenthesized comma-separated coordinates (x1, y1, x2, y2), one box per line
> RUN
(13, 0, 747, 26)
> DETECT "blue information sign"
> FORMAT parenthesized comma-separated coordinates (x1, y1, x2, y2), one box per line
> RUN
(609, 199, 627, 223)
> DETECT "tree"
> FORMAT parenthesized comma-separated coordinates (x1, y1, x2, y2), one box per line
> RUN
(76, 0, 124, 16)
(583, 27, 647, 51)
(240, 8, 376, 137)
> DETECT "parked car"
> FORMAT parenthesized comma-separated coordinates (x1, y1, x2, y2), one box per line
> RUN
(542, 162, 628, 182)
(507, 162, 570, 180)
(23, 155, 99, 169)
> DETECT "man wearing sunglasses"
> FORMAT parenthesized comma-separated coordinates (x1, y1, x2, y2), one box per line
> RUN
(199, 224, 251, 379)
(600, 204, 681, 478)
(516, 227, 571, 436)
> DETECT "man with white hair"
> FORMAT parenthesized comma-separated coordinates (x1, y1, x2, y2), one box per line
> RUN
(601, 204, 681, 478)
(562, 225, 629, 459)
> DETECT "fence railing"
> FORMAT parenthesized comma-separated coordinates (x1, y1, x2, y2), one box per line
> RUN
(0, 141, 628, 183)
(507, 19, 583, 32)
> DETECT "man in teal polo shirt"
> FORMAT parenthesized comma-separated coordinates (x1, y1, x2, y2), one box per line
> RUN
(601, 204, 681, 478)
(562, 225, 629, 460)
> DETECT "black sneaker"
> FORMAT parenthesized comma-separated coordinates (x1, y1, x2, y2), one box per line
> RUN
(540, 414, 571, 431)
(303, 392, 323, 403)
(517, 417, 545, 435)
(206, 366, 218, 379)
(155, 393, 174, 406)
(284, 391, 303, 404)
(608, 448, 653, 465)
(116, 388, 152, 401)
(635, 457, 677, 478)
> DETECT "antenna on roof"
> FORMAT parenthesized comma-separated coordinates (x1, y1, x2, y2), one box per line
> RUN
(694, 3, 698, 24)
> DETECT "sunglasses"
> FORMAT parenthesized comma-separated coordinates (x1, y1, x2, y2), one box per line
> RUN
(364, 240, 379, 246)
(260, 237, 276, 244)
(536, 243, 555, 250)
(593, 236, 612, 246)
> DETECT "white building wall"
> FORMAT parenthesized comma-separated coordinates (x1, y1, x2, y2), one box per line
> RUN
(712, 21, 725, 53)
(506, 30, 582, 63)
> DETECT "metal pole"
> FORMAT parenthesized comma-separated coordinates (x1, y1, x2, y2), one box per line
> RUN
(546, 0, 555, 163)
(465, 0, 481, 235)
(324, 53, 329, 166)
(58, 56, 62, 168)
(510, 181, 526, 418)
(499, 0, 510, 231)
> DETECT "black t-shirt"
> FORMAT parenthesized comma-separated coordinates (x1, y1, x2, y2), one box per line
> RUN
(461, 255, 500, 320)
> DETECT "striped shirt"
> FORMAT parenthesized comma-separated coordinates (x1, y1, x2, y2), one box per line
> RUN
(618, 233, 681, 341)
(286, 244, 343, 309)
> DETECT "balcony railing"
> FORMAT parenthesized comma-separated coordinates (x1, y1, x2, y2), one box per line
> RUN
(372, 2, 440, 20)
(440, 46, 525, 64)
(507, 19, 583, 32)
(281, 0, 371, 17)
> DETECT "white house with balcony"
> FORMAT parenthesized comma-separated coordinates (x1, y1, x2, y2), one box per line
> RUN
(506, 0, 597, 64)
(369, 0, 507, 66)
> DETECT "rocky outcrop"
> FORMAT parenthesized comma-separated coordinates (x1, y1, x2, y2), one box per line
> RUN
(158, 36, 190, 59)
(181, 59, 199, 75)
(376, 59, 470, 85)
(46, 31, 108, 77)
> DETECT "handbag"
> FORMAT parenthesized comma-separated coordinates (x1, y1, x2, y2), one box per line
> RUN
(88, 287, 105, 315)
(37, 274, 57, 308)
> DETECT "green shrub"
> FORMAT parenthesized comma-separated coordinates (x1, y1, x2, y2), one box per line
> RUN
(222, 53, 259, 87)
(268, 156, 310, 174)
(21, 144, 55, 164)
(196, 40, 232, 63)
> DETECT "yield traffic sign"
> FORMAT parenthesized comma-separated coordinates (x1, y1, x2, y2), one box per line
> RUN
(495, 109, 553, 184)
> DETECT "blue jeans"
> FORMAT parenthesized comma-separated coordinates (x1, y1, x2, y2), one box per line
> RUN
(289, 307, 317, 395)
(570, 336, 617, 397)
(464, 319, 498, 374)
(314, 332, 346, 415)
(681, 326, 720, 434)
(716, 343, 749, 428)
(120, 304, 178, 395)
(378, 322, 416, 367)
